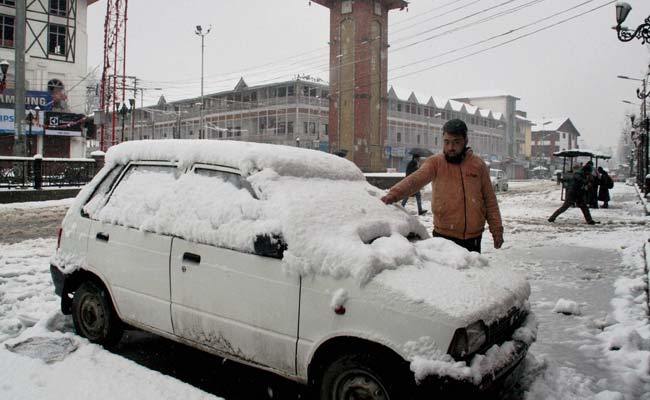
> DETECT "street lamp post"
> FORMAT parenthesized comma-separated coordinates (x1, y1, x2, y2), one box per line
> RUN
(195, 25, 212, 140)
(25, 106, 39, 155)
(613, 2, 650, 44)
(618, 75, 649, 188)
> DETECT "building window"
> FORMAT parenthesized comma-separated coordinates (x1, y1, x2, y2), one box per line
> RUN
(48, 24, 66, 55)
(397, 132, 401, 142)
(287, 121, 294, 134)
(417, 135, 421, 145)
(277, 87, 287, 97)
(50, 0, 67, 16)
(0, 0, 15, 6)
(562, 132, 566, 139)
(0, 15, 13, 48)
(342, 0, 352, 14)
(287, 85, 295, 96)
(397, 103, 402, 112)
(374, 1, 382, 16)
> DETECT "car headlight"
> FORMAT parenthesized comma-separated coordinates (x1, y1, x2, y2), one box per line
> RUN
(448, 321, 487, 359)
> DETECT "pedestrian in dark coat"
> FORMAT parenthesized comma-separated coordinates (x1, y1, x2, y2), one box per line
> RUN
(548, 165, 598, 224)
(597, 166, 612, 208)
(400, 154, 428, 215)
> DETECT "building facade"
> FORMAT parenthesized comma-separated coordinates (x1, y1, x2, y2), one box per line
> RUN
(530, 117, 581, 170)
(0, 0, 94, 157)
(111, 78, 528, 174)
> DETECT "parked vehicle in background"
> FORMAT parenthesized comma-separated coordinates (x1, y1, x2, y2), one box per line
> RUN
(50, 140, 535, 399)
(490, 168, 509, 191)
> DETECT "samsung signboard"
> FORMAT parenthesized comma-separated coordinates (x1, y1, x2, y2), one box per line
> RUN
(0, 90, 52, 110)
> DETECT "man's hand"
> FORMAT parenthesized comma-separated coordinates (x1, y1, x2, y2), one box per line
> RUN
(381, 193, 397, 205)
(493, 233, 504, 249)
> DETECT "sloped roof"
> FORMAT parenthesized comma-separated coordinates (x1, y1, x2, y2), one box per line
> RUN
(453, 91, 520, 100)
(530, 117, 568, 132)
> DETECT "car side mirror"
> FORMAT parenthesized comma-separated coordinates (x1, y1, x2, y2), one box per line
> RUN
(254, 234, 287, 259)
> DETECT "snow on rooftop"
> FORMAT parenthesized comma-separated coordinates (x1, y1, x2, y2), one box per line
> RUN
(453, 90, 520, 100)
(530, 117, 568, 132)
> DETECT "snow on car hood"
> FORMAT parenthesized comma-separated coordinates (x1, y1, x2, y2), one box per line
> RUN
(370, 237, 530, 324)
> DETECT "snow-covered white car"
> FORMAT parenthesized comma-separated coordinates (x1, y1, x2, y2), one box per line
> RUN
(50, 140, 535, 399)
(490, 168, 509, 191)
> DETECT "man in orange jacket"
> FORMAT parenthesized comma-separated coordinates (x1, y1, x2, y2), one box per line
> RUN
(381, 119, 504, 253)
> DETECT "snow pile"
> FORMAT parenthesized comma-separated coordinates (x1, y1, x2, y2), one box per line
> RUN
(552, 299, 582, 316)
(408, 311, 538, 384)
(594, 243, 650, 399)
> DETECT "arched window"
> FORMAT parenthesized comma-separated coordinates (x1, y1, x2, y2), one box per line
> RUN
(47, 79, 67, 110)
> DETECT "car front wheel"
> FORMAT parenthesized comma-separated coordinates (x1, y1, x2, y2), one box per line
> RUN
(319, 352, 410, 400)
(72, 280, 123, 347)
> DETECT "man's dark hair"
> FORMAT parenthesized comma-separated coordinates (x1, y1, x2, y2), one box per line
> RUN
(443, 119, 468, 138)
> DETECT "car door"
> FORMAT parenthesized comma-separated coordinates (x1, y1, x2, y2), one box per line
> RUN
(170, 165, 300, 376)
(86, 162, 177, 334)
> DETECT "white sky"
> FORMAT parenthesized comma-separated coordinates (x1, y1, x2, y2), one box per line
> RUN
(87, 0, 650, 152)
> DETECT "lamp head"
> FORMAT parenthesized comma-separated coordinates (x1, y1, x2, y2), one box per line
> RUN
(0, 60, 8, 75)
(616, 2, 632, 26)
(196, 25, 202, 33)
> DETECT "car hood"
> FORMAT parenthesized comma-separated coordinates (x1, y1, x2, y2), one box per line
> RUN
(367, 237, 530, 325)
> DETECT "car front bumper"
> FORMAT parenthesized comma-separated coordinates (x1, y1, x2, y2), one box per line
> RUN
(414, 339, 529, 397)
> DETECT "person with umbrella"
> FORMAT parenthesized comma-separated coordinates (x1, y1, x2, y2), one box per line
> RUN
(381, 119, 503, 253)
(401, 153, 428, 216)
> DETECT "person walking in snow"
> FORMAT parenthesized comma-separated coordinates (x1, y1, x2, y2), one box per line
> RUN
(548, 164, 599, 224)
(381, 119, 503, 253)
(597, 166, 612, 208)
(586, 161, 599, 209)
(400, 154, 428, 216)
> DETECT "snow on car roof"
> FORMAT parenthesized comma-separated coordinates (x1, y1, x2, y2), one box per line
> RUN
(105, 140, 365, 181)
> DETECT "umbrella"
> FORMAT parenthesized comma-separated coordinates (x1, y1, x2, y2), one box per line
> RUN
(408, 148, 433, 157)
(532, 166, 548, 171)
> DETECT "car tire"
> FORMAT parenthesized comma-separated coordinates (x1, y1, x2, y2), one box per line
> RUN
(72, 280, 123, 347)
(318, 352, 411, 400)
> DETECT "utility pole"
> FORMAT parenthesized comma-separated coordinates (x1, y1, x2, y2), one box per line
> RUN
(195, 25, 211, 140)
(13, 0, 26, 157)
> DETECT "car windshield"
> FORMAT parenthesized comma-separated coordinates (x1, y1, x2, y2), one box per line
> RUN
(490, 170, 498, 177)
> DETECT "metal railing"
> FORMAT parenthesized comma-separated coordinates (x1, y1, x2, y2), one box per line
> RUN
(0, 156, 100, 189)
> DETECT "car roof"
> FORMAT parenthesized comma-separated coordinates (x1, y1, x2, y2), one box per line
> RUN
(105, 140, 365, 181)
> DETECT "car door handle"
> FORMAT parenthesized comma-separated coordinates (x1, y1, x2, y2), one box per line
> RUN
(182, 252, 201, 264)
(96, 232, 109, 242)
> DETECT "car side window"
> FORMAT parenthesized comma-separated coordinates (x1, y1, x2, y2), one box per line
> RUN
(82, 165, 124, 217)
(90, 164, 177, 229)
(194, 168, 256, 198)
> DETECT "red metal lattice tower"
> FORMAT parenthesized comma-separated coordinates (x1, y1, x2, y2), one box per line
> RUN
(99, 0, 129, 151)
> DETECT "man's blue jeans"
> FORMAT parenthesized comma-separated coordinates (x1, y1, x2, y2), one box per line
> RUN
(401, 191, 423, 213)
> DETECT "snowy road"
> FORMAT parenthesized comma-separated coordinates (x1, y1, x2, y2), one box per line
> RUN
(1, 182, 649, 399)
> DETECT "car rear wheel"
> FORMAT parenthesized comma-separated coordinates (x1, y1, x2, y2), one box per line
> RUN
(318, 352, 410, 400)
(72, 280, 123, 347)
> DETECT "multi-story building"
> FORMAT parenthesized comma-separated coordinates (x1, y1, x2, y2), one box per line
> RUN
(0, 0, 94, 157)
(530, 117, 581, 170)
(112, 78, 529, 173)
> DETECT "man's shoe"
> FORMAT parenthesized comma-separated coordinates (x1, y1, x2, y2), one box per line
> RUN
(418, 209, 428, 216)
(587, 220, 600, 225)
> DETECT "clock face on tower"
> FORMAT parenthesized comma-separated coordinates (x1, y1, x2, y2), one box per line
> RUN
(342, 0, 352, 14)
